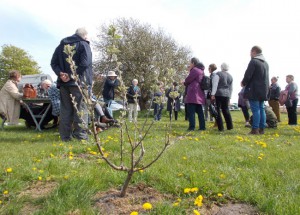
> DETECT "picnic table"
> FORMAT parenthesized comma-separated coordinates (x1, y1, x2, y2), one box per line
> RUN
(22, 98, 52, 131)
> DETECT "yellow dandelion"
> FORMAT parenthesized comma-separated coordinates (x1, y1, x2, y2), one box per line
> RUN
(178, 173, 183, 177)
(69, 155, 73, 160)
(194, 138, 199, 141)
(3, 190, 9, 195)
(6, 168, 12, 173)
(63, 175, 69, 180)
(193, 210, 201, 215)
(0, 200, 2, 204)
(69, 152, 73, 156)
(103, 152, 109, 158)
(87, 147, 91, 151)
(32, 167, 37, 171)
(139, 169, 144, 173)
(142, 202, 152, 210)
(177, 198, 182, 202)
(191, 187, 199, 193)
(37, 134, 41, 138)
(130, 212, 138, 215)
(184, 188, 191, 194)
(194, 195, 203, 207)
(173, 202, 179, 207)
(202, 169, 207, 173)
(259, 153, 264, 157)
(182, 156, 187, 160)
(50, 153, 55, 158)
(258, 156, 263, 160)
(90, 151, 97, 155)
(101, 147, 105, 151)
(217, 193, 223, 197)
(38, 176, 42, 181)
(220, 174, 226, 179)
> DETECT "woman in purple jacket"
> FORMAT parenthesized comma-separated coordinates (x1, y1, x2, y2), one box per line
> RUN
(184, 57, 206, 131)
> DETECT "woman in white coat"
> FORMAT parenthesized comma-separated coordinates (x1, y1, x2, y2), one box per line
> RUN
(0, 70, 23, 124)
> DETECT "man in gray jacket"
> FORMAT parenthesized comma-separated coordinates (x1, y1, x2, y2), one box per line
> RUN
(242, 46, 269, 134)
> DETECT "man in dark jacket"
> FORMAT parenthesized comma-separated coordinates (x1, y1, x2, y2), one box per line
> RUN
(242, 46, 269, 135)
(102, 71, 119, 117)
(51, 28, 92, 141)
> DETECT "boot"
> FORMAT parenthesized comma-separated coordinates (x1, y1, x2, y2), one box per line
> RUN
(259, 128, 265, 134)
(100, 116, 114, 123)
(248, 128, 259, 135)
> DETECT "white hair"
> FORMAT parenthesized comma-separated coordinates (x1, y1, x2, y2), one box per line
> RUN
(132, 79, 138, 83)
(75, 27, 88, 39)
(221, 63, 229, 71)
(41, 79, 52, 85)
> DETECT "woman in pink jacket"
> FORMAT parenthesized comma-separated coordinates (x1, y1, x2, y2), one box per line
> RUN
(184, 57, 206, 131)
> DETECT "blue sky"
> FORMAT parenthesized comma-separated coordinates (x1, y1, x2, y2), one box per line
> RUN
(1, 0, 300, 102)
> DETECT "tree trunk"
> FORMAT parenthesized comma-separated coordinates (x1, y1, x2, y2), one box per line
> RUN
(120, 170, 134, 197)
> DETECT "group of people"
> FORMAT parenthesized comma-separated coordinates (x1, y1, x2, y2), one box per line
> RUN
(0, 27, 298, 140)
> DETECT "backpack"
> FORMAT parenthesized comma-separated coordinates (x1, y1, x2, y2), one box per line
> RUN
(200, 75, 211, 90)
(279, 90, 289, 106)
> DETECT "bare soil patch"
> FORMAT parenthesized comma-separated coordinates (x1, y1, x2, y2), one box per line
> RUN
(93, 183, 174, 215)
(93, 183, 259, 215)
(18, 181, 58, 199)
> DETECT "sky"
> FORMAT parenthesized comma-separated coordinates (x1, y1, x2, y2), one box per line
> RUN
(1, 0, 300, 102)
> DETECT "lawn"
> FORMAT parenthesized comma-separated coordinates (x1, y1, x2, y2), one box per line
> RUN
(0, 111, 299, 214)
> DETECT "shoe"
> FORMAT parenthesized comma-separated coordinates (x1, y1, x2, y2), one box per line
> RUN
(100, 116, 114, 123)
(245, 122, 251, 128)
(95, 126, 103, 134)
(248, 128, 259, 135)
(259, 128, 265, 134)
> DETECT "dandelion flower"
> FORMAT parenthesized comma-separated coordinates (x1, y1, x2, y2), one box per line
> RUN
(0, 200, 2, 204)
(38, 176, 42, 181)
(3, 190, 9, 195)
(184, 188, 191, 193)
(139, 169, 144, 173)
(69, 155, 73, 160)
(220, 174, 226, 179)
(6, 168, 12, 173)
(193, 210, 201, 215)
(142, 202, 152, 210)
(258, 156, 263, 160)
(32, 167, 37, 171)
(130, 212, 138, 215)
(178, 173, 183, 177)
(182, 156, 187, 160)
(63, 175, 69, 180)
(217, 193, 223, 197)
(194, 195, 203, 207)
(202, 170, 207, 173)
(191, 187, 199, 193)
(173, 202, 179, 207)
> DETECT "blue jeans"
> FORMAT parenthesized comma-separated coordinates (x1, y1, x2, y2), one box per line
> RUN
(154, 103, 163, 120)
(104, 98, 113, 117)
(249, 100, 266, 129)
(187, 103, 205, 130)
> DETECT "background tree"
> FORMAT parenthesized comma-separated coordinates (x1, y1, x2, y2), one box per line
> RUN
(0, 44, 41, 88)
(93, 18, 192, 109)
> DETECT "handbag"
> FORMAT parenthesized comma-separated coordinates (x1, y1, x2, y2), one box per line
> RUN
(23, 84, 37, 98)
(209, 103, 218, 118)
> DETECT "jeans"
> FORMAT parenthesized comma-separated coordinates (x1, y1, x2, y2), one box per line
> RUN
(154, 103, 163, 120)
(249, 100, 266, 129)
(187, 103, 205, 130)
(104, 98, 113, 117)
(286, 99, 298, 125)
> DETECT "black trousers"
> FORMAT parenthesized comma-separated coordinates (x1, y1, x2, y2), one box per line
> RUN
(215, 96, 233, 131)
(287, 99, 298, 125)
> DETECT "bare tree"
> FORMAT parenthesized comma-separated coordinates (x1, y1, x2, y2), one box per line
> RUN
(93, 18, 191, 109)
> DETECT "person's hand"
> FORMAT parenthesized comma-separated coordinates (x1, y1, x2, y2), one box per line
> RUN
(60, 72, 70, 82)
(210, 95, 215, 102)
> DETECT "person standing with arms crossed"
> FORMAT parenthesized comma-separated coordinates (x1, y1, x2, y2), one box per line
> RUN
(242, 46, 269, 135)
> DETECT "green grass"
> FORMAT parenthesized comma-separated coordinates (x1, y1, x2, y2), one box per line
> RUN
(0, 111, 299, 214)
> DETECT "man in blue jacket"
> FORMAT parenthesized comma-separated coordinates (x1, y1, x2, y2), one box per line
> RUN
(51, 28, 92, 141)
(242, 46, 269, 135)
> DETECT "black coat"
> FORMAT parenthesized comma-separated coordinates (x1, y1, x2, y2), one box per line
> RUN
(242, 54, 269, 101)
(166, 87, 181, 111)
(126, 85, 141, 104)
(51, 34, 93, 88)
(102, 78, 119, 100)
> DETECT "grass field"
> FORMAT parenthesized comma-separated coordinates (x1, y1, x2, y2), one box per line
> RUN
(0, 110, 299, 214)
